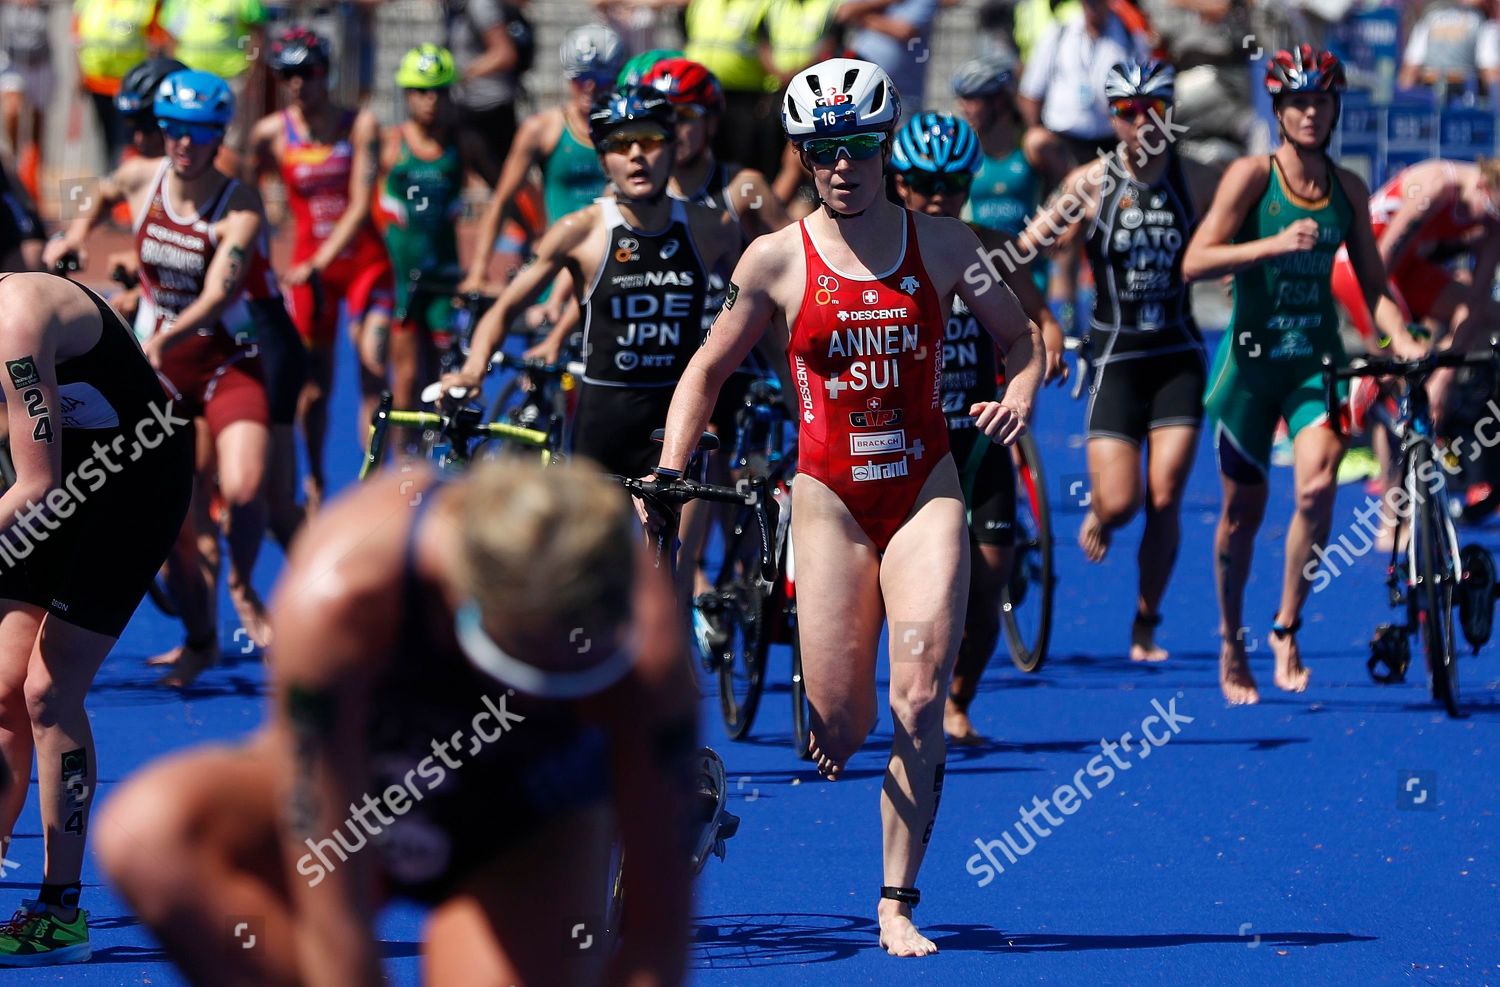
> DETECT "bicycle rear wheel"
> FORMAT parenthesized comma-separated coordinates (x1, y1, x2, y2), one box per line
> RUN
(1002, 432, 1054, 673)
(711, 506, 768, 739)
(1413, 464, 1461, 716)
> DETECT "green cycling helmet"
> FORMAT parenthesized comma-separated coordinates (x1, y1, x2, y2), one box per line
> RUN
(616, 48, 685, 87)
(396, 44, 456, 89)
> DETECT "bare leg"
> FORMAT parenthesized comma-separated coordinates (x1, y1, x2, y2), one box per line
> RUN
(97, 741, 300, 986)
(0, 605, 44, 845)
(1216, 471, 1269, 705)
(387, 323, 421, 450)
(945, 541, 1011, 744)
(1077, 437, 1140, 564)
(1133, 426, 1198, 662)
(352, 311, 390, 463)
(298, 348, 333, 516)
(1271, 424, 1344, 693)
(217, 422, 271, 650)
(265, 424, 304, 550)
(791, 475, 884, 781)
(876, 464, 968, 957)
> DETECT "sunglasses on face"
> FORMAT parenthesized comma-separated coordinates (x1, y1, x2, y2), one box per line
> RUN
(1110, 99, 1165, 122)
(276, 65, 319, 81)
(901, 171, 973, 196)
(159, 120, 226, 144)
(800, 132, 886, 165)
(598, 131, 669, 155)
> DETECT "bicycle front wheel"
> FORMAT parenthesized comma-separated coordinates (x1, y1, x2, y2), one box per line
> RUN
(713, 507, 768, 739)
(1002, 432, 1054, 673)
(1413, 460, 1461, 716)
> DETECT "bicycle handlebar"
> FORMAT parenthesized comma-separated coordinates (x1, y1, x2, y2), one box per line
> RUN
(490, 351, 586, 379)
(1320, 337, 1500, 436)
(616, 474, 777, 586)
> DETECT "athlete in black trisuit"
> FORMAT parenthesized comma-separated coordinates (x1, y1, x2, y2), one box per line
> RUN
(0, 152, 43, 273)
(1019, 60, 1221, 661)
(100, 459, 698, 985)
(0, 273, 192, 966)
(446, 85, 740, 482)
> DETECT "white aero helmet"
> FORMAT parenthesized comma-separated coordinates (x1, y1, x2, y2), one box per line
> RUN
(561, 24, 625, 79)
(782, 57, 900, 140)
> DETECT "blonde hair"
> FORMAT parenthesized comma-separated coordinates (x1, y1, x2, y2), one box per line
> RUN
(453, 459, 636, 640)
(1479, 157, 1500, 196)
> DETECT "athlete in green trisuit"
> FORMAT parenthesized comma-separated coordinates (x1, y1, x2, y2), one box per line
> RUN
(378, 45, 470, 419)
(1184, 46, 1424, 706)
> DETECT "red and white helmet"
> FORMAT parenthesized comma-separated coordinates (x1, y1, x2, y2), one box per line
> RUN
(781, 57, 900, 141)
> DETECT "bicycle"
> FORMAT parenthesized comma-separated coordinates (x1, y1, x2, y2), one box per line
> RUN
(1322, 342, 1500, 718)
(609, 442, 774, 935)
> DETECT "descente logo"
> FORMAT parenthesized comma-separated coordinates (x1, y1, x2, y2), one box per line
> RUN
(794, 355, 815, 423)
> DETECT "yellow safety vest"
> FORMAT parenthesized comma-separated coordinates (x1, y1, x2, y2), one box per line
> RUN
(684, 0, 772, 93)
(762, 0, 837, 77)
(1014, 0, 1079, 64)
(75, 0, 157, 86)
(159, 0, 265, 79)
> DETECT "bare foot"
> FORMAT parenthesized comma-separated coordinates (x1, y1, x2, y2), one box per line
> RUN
(146, 644, 183, 667)
(943, 698, 985, 746)
(228, 580, 273, 649)
(1130, 615, 1169, 663)
(1077, 511, 1110, 563)
(1219, 638, 1260, 705)
(156, 640, 220, 688)
(878, 900, 938, 957)
(806, 733, 845, 780)
(1270, 623, 1311, 693)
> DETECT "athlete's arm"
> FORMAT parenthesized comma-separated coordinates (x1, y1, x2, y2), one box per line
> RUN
(268, 483, 404, 987)
(1450, 231, 1500, 352)
(1023, 125, 1071, 192)
(942, 217, 1041, 443)
(1183, 156, 1311, 281)
(658, 232, 788, 473)
(1376, 163, 1454, 273)
(290, 109, 383, 285)
(42, 156, 158, 269)
(460, 113, 550, 292)
(148, 199, 262, 362)
(0, 275, 64, 526)
(448, 205, 596, 391)
(1337, 168, 1425, 359)
(1016, 160, 1101, 262)
(728, 167, 790, 239)
(977, 225, 1066, 384)
(244, 113, 281, 186)
(585, 551, 697, 987)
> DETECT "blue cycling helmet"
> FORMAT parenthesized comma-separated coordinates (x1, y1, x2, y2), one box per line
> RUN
(154, 70, 236, 128)
(891, 112, 981, 175)
(587, 85, 675, 145)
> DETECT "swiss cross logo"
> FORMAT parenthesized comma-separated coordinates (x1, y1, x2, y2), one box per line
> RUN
(862, 289, 878, 305)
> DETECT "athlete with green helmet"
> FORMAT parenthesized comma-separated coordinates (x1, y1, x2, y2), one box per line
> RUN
(1184, 45, 1424, 706)
(378, 44, 472, 421)
(618, 48, 685, 86)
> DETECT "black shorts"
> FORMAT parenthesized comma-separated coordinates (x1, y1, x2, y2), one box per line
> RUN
(950, 427, 1016, 546)
(569, 383, 676, 479)
(246, 298, 309, 425)
(0, 421, 193, 636)
(0, 186, 44, 261)
(456, 102, 518, 190)
(1086, 349, 1206, 446)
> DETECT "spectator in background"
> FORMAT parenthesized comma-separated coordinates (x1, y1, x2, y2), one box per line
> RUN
(1008, 0, 1153, 64)
(158, 0, 268, 166)
(1138, 0, 1253, 165)
(838, 0, 938, 123)
(73, 0, 159, 169)
(760, 0, 840, 90)
(593, 0, 668, 53)
(1018, 0, 1147, 165)
(675, 0, 782, 177)
(446, 0, 525, 189)
(1400, 0, 1499, 97)
(1, 0, 51, 204)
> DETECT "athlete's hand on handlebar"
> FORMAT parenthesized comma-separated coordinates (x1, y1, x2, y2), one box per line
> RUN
(523, 333, 564, 364)
(1274, 218, 1321, 256)
(438, 369, 484, 400)
(1042, 325, 1070, 386)
(42, 238, 84, 271)
(972, 397, 1029, 445)
(457, 271, 488, 297)
(634, 473, 680, 534)
(1386, 332, 1430, 362)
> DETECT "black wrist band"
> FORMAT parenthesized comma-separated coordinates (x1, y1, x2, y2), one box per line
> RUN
(653, 466, 683, 480)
